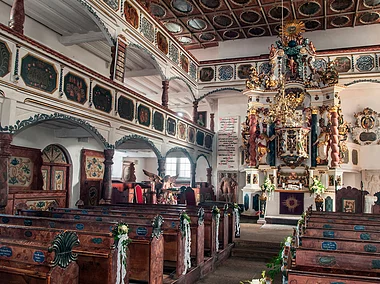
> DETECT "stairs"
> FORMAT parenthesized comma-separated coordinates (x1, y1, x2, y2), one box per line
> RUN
(231, 240, 282, 262)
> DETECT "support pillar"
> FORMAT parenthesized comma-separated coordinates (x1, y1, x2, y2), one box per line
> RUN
(193, 101, 199, 124)
(311, 108, 318, 168)
(210, 113, 215, 132)
(0, 134, 12, 213)
(157, 158, 166, 178)
(102, 148, 114, 204)
(330, 106, 339, 168)
(191, 163, 196, 188)
(161, 80, 169, 108)
(9, 0, 25, 34)
(248, 109, 257, 167)
(206, 167, 212, 186)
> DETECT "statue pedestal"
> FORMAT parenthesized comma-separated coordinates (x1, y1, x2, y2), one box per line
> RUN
(242, 168, 261, 215)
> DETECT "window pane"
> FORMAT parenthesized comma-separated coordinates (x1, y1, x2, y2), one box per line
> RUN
(166, 158, 177, 176)
(179, 158, 191, 178)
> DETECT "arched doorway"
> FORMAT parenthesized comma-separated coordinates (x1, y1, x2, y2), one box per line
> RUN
(41, 144, 72, 206)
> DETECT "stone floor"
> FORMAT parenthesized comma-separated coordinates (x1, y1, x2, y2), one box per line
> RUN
(195, 223, 294, 284)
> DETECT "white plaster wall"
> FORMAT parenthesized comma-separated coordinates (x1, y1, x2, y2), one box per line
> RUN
(12, 125, 104, 207)
(0, 2, 109, 76)
(196, 156, 208, 183)
(112, 151, 158, 182)
(343, 172, 361, 189)
(191, 25, 380, 61)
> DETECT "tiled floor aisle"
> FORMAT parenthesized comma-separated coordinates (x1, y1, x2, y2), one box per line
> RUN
(196, 223, 294, 284)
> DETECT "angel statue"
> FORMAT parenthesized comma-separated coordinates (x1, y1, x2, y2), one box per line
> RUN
(143, 169, 179, 205)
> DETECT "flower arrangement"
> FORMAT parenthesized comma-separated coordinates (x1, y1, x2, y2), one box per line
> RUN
(261, 177, 275, 193)
(240, 271, 267, 284)
(212, 206, 220, 216)
(309, 177, 326, 196)
(112, 222, 132, 284)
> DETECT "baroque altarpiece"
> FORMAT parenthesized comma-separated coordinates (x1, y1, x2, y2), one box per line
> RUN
(240, 21, 351, 219)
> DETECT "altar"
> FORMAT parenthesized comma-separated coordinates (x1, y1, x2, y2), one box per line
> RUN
(240, 21, 346, 221)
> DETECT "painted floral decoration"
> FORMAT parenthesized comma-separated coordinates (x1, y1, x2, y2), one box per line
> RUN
(309, 177, 325, 196)
(261, 177, 275, 193)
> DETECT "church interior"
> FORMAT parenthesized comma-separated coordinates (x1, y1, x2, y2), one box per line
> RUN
(0, 0, 379, 283)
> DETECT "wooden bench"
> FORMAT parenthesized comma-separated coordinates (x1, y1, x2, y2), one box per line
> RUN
(1, 213, 164, 283)
(0, 230, 80, 284)
(50, 206, 205, 266)
(21, 209, 189, 278)
(288, 269, 380, 283)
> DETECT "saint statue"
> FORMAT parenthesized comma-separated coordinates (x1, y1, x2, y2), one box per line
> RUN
(314, 119, 330, 165)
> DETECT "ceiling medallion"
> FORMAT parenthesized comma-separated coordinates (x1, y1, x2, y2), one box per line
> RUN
(304, 20, 321, 30)
(279, 20, 306, 42)
(164, 22, 183, 33)
(213, 14, 233, 27)
(200, 0, 221, 10)
(199, 32, 216, 41)
(240, 11, 261, 24)
(223, 30, 240, 39)
(231, 0, 251, 5)
(363, 0, 380, 8)
(178, 36, 193, 44)
(330, 0, 354, 12)
(268, 6, 290, 20)
(331, 16, 350, 27)
(248, 27, 265, 36)
(150, 3, 166, 18)
(360, 12, 380, 24)
(171, 0, 193, 14)
(299, 1, 321, 16)
(188, 18, 207, 30)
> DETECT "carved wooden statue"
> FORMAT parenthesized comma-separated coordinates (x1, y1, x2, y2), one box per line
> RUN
(219, 177, 238, 203)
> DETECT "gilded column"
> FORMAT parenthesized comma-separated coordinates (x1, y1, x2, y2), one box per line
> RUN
(102, 148, 115, 204)
(161, 80, 169, 108)
(0, 134, 12, 213)
(311, 108, 318, 168)
(206, 167, 212, 186)
(157, 158, 166, 178)
(210, 113, 215, 132)
(193, 100, 199, 124)
(249, 109, 257, 167)
(9, 0, 25, 34)
(330, 106, 339, 168)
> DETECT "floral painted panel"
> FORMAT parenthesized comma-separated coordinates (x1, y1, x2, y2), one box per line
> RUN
(189, 62, 197, 80)
(64, 72, 87, 104)
(313, 58, 326, 71)
(153, 111, 164, 132)
(118, 96, 134, 121)
(86, 156, 105, 180)
(93, 85, 112, 113)
(42, 145, 67, 164)
(169, 43, 179, 64)
(138, 104, 151, 127)
(8, 157, 33, 187)
(53, 170, 64, 191)
(103, 0, 118, 10)
(141, 17, 155, 42)
(356, 55, 374, 72)
(178, 121, 187, 140)
(21, 54, 57, 93)
(25, 200, 57, 211)
(0, 40, 11, 77)
(218, 65, 233, 81)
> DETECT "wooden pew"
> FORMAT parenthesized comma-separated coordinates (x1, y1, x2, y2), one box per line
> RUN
(0, 230, 80, 284)
(304, 227, 380, 241)
(20, 209, 189, 278)
(288, 270, 380, 283)
(49, 207, 205, 267)
(0, 213, 164, 283)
